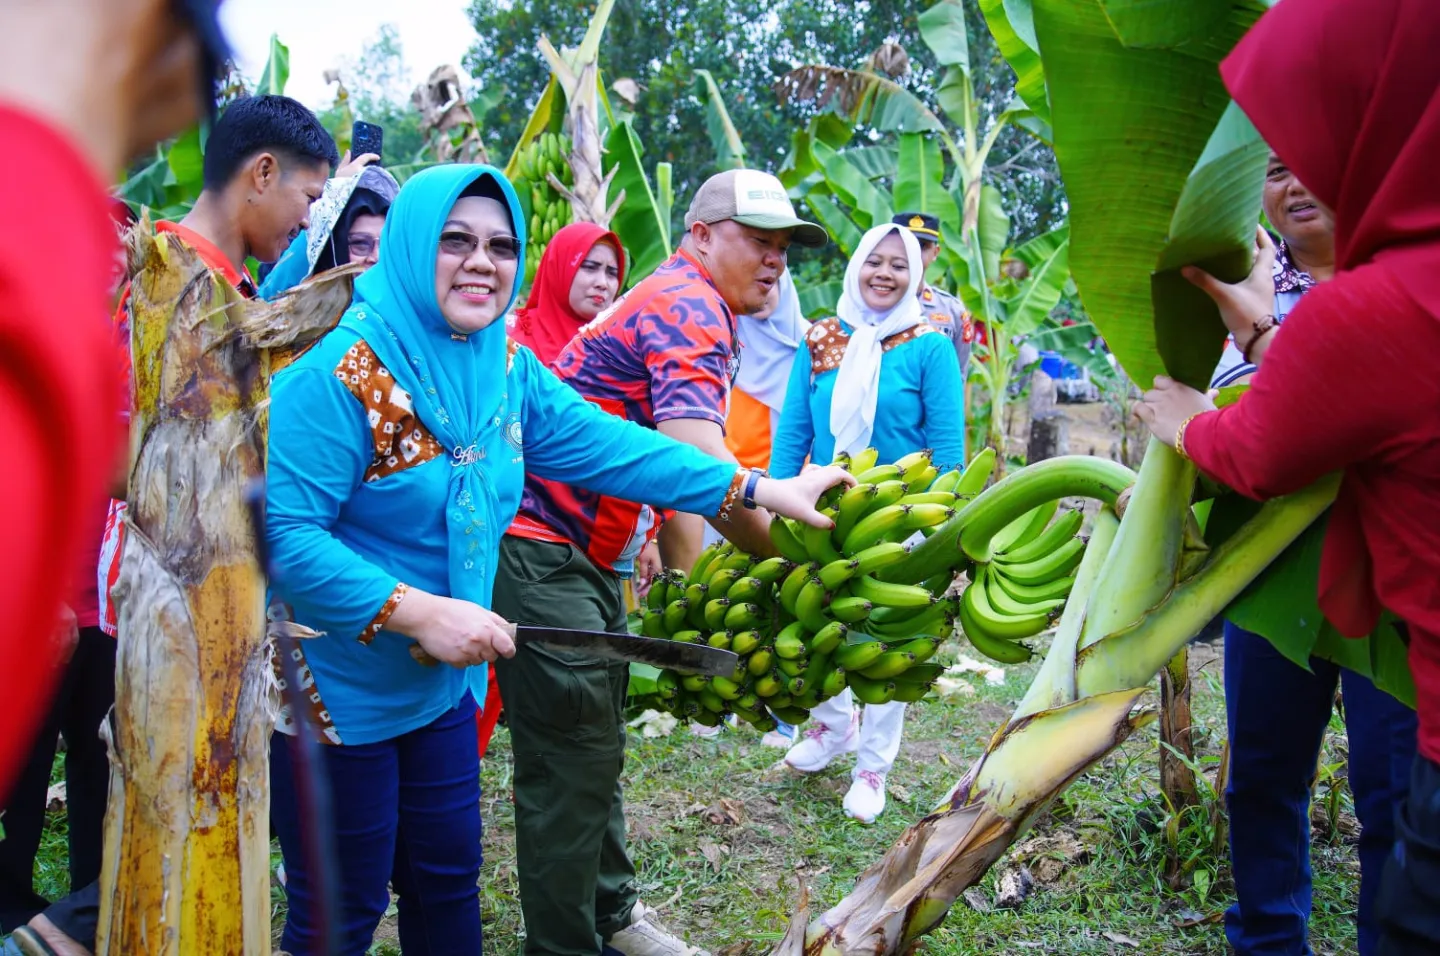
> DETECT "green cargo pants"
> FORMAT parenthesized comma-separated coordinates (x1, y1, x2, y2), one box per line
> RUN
(492, 536, 638, 956)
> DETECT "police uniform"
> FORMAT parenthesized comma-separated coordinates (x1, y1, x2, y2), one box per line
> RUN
(893, 212, 974, 376)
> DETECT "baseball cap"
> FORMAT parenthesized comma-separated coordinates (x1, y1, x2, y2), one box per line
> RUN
(684, 169, 828, 248)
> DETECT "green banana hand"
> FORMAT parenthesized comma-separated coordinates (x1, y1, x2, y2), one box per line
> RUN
(955, 447, 997, 498)
(992, 536, 1085, 586)
(851, 574, 935, 609)
(994, 508, 1084, 566)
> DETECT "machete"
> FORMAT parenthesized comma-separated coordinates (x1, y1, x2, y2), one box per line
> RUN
(409, 624, 738, 676)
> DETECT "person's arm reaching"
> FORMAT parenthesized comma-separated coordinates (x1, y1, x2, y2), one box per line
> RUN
(655, 417, 784, 556)
(769, 347, 816, 480)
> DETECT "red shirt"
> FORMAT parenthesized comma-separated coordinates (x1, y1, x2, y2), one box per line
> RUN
(1185, 266, 1440, 760)
(0, 105, 123, 796)
(509, 250, 737, 573)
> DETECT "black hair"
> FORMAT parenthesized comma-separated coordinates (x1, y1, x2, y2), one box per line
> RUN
(459, 175, 514, 232)
(202, 95, 339, 189)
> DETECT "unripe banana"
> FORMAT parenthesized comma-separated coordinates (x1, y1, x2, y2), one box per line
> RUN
(834, 639, 887, 671)
(754, 673, 783, 698)
(821, 665, 848, 699)
(993, 536, 1085, 586)
(685, 581, 710, 608)
(985, 569, 1064, 617)
(731, 630, 762, 656)
(698, 688, 728, 714)
(849, 447, 880, 474)
(842, 504, 909, 554)
(802, 511, 843, 564)
(808, 620, 848, 656)
(706, 566, 743, 599)
(858, 650, 917, 680)
(670, 629, 701, 644)
(901, 491, 962, 507)
(774, 623, 808, 660)
(663, 599, 690, 633)
(901, 503, 957, 533)
(779, 562, 817, 615)
(645, 577, 669, 612)
(786, 674, 807, 696)
(818, 557, 860, 592)
(995, 508, 1085, 567)
(894, 449, 933, 474)
(956, 446, 997, 497)
(833, 483, 880, 544)
(720, 551, 755, 573)
(703, 598, 732, 631)
(728, 575, 768, 605)
(681, 674, 708, 693)
(749, 556, 793, 584)
(855, 463, 903, 485)
(851, 574, 935, 610)
(770, 705, 812, 725)
(829, 596, 874, 623)
(929, 469, 962, 494)
(848, 674, 897, 705)
(769, 518, 810, 563)
(777, 656, 807, 677)
(893, 636, 942, 663)
(710, 676, 744, 700)
(990, 500, 1060, 554)
(964, 568, 1050, 639)
(724, 602, 764, 631)
(832, 450, 853, 471)
(991, 570, 1077, 604)
(706, 631, 733, 650)
(903, 464, 939, 492)
(795, 577, 830, 632)
(890, 680, 932, 703)
(640, 608, 667, 639)
(690, 544, 726, 584)
(748, 648, 774, 676)
(854, 541, 910, 576)
(656, 669, 679, 700)
(663, 574, 687, 608)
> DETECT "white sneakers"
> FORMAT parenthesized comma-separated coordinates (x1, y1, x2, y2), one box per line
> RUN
(607, 901, 710, 956)
(783, 714, 859, 772)
(759, 728, 793, 748)
(843, 769, 887, 824)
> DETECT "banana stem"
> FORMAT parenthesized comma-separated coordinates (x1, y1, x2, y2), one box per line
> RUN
(1011, 506, 1120, 722)
(1078, 439, 1195, 650)
(1074, 473, 1340, 697)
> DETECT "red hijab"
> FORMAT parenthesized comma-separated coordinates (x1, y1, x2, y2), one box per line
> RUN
(511, 222, 626, 366)
(1220, 0, 1440, 635)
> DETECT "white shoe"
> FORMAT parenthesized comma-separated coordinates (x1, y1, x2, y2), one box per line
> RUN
(783, 714, 858, 772)
(689, 721, 723, 739)
(843, 770, 887, 824)
(607, 900, 710, 956)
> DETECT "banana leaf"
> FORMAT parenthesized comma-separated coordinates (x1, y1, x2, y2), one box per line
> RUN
(799, 184, 864, 260)
(603, 118, 672, 283)
(844, 144, 901, 183)
(798, 280, 845, 321)
(813, 141, 893, 231)
(1029, 0, 1269, 391)
(694, 68, 747, 171)
(776, 66, 948, 138)
(975, 183, 1009, 282)
(1205, 500, 1416, 707)
(894, 134, 959, 235)
(979, 0, 1051, 128)
(1100, 0, 1234, 48)
(1001, 225, 1070, 337)
(255, 35, 290, 96)
(919, 0, 972, 82)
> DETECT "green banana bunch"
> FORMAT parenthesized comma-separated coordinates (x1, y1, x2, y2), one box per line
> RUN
(511, 131, 576, 287)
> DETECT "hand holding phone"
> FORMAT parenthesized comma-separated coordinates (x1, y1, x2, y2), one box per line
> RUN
(351, 121, 384, 166)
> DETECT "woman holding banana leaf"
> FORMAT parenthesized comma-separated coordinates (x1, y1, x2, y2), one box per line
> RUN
(1134, 0, 1440, 949)
(262, 163, 851, 954)
(771, 222, 965, 823)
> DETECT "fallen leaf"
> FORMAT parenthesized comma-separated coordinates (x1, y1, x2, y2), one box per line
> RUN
(933, 675, 975, 698)
(946, 655, 1007, 685)
(702, 797, 745, 827)
(888, 783, 912, 804)
(698, 841, 727, 872)
(962, 887, 991, 913)
(994, 865, 1034, 909)
(1102, 931, 1140, 948)
(938, 752, 951, 766)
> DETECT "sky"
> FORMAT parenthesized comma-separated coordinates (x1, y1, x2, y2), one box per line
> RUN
(219, 0, 479, 109)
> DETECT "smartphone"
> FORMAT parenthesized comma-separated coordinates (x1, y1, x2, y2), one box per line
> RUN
(351, 121, 384, 164)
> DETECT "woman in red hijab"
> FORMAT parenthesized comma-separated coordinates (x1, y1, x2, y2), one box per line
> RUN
(510, 222, 626, 366)
(1134, 0, 1440, 948)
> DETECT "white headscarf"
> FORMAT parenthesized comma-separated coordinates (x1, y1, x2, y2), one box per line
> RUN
(829, 223, 925, 455)
(736, 271, 808, 416)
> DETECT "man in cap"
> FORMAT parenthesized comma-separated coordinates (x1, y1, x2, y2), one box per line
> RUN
(495, 169, 827, 956)
(893, 212, 975, 379)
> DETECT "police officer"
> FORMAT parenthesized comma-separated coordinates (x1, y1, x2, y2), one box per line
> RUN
(891, 212, 974, 377)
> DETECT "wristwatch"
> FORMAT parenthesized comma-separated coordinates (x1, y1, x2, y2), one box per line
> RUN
(742, 468, 767, 510)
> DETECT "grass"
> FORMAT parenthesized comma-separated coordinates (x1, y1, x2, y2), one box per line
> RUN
(21, 640, 1359, 955)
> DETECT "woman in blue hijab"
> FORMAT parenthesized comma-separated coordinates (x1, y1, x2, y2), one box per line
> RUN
(264, 164, 848, 954)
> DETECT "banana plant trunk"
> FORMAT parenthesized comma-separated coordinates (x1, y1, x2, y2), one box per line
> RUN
(99, 226, 353, 954)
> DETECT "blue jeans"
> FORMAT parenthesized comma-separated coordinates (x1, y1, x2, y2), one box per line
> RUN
(1224, 622, 1418, 955)
(271, 698, 483, 956)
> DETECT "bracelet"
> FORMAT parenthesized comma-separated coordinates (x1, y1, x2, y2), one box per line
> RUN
(1238, 313, 1278, 364)
(742, 468, 766, 510)
(1174, 413, 1203, 461)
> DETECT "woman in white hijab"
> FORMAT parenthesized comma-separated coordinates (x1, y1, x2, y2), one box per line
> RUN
(771, 222, 966, 823)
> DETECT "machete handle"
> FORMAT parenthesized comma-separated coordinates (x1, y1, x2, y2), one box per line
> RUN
(409, 621, 519, 667)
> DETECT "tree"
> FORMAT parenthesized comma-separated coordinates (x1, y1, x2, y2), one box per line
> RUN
(464, 0, 1065, 237)
(316, 24, 428, 164)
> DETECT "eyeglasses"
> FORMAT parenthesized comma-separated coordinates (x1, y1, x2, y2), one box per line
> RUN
(439, 231, 521, 262)
(347, 235, 379, 258)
